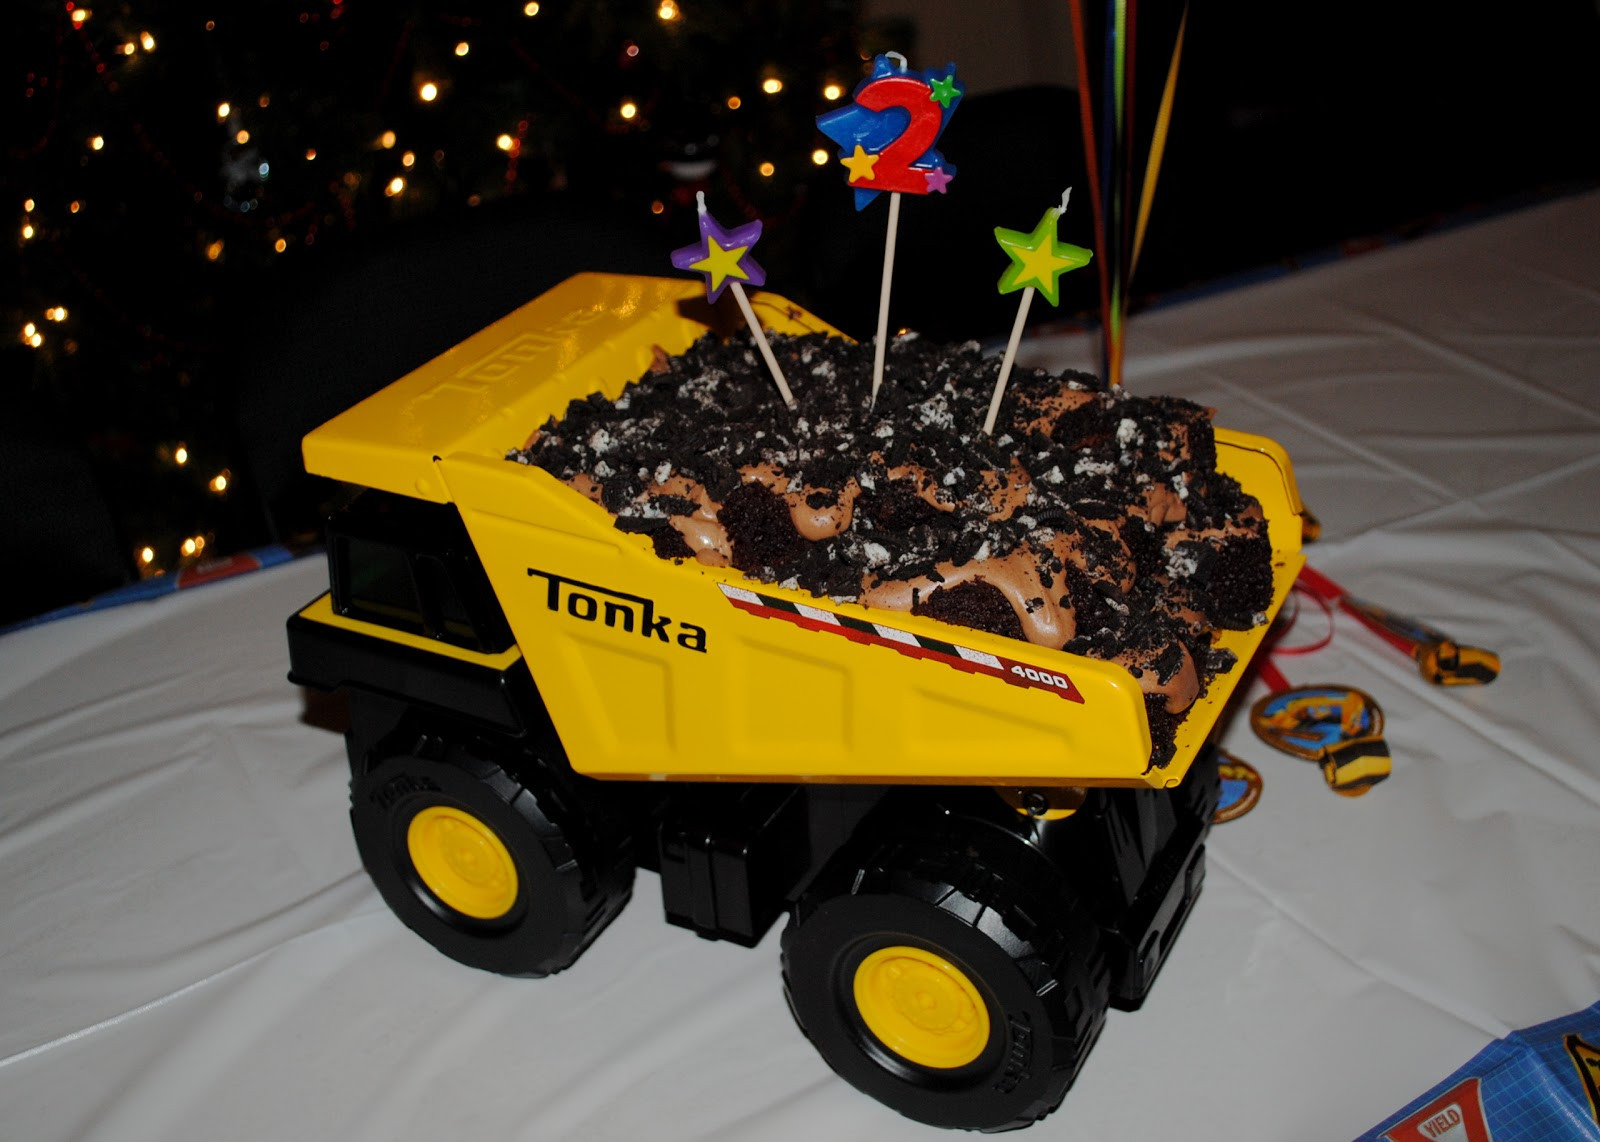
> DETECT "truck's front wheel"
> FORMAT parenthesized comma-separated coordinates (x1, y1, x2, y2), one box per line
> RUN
(781, 824, 1109, 1131)
(350, 746, 633, 977)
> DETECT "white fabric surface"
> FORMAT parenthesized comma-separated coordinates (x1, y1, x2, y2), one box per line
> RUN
(3, 190, 1598, 1141)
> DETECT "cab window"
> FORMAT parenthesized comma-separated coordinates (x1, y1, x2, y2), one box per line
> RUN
(340, 537, 424, 633)
(327, 492, 514, 654)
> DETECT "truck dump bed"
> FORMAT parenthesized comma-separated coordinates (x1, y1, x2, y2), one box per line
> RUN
(303, 273, 1305, 788)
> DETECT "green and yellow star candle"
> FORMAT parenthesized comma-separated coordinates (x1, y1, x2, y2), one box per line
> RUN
(994, 194, 1094, 306)
(983, 189, 1093, 435)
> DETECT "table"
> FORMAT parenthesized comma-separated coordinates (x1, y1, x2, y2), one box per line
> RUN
(3, 189, 1597, 1141)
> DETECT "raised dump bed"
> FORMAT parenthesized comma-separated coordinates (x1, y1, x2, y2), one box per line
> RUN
(302, 272, 1305, 789)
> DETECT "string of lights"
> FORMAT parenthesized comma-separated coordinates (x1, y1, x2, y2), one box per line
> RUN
(7, 0, 875, 618)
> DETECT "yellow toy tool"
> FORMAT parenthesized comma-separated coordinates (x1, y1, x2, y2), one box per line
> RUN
(1296, 565, 1499, 686)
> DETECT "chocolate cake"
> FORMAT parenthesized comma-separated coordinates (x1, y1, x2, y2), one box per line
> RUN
(511, 329, 1273, 767)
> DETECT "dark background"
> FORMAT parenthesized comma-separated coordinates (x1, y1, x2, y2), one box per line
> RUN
(5, 0, 1598, 627)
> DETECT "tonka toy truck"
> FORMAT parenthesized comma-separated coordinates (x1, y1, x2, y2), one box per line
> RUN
(286, 274, 1305, 1131)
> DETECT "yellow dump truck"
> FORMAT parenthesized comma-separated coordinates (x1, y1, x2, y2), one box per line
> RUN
(286, 273, 1306, 1131)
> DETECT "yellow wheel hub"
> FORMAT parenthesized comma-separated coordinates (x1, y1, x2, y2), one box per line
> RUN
(853, 945, 991, 1069)
(406, 805, 519, 920)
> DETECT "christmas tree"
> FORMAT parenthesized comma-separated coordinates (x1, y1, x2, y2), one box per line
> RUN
(5, 0, 880, 621)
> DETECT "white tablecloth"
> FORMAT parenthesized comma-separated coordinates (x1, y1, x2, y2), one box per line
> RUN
(4, 190, 1598, 1141)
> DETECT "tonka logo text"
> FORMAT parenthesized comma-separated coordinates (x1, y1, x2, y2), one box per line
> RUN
(527, 568, 707, 653)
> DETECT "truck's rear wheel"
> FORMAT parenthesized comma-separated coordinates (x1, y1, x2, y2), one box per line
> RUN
(350, 746, 633, 977)
(781, 826, 1109, 1131)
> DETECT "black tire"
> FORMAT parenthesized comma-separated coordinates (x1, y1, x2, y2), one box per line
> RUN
(781, 824, 1109, 1131)
(350, 746, 633, 977)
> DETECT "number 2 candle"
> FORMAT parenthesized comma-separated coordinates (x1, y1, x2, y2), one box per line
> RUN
(817, 53, 964, 406)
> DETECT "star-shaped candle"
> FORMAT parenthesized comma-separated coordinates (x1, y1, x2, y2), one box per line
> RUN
(982, 189, 1094, 435)
(670, 192, 795, 409)
(994, 199, 1094, 307)
(815, 51, 964, 408)
(670, 197, 767, 304)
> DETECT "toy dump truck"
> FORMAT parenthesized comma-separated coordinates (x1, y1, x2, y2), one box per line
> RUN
(285, 273, 1305, 1131)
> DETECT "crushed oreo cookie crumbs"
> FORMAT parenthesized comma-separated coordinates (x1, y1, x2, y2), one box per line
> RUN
(511, 328, 1273, 768)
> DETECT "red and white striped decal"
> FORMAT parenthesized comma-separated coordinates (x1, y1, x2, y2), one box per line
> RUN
(718, 583, 1084, 703)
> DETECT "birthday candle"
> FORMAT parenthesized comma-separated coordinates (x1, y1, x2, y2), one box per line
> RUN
(669, 192, 796, 409)
(982, 189, 1093, 436)
(815, 53, 963, 210)
(816, 52, 963, 406)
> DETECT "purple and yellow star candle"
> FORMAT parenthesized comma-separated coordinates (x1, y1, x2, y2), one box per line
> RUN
(670, 192, 795, 409)
(669, 198, 767, 303)
(816, 53, 964, 211)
